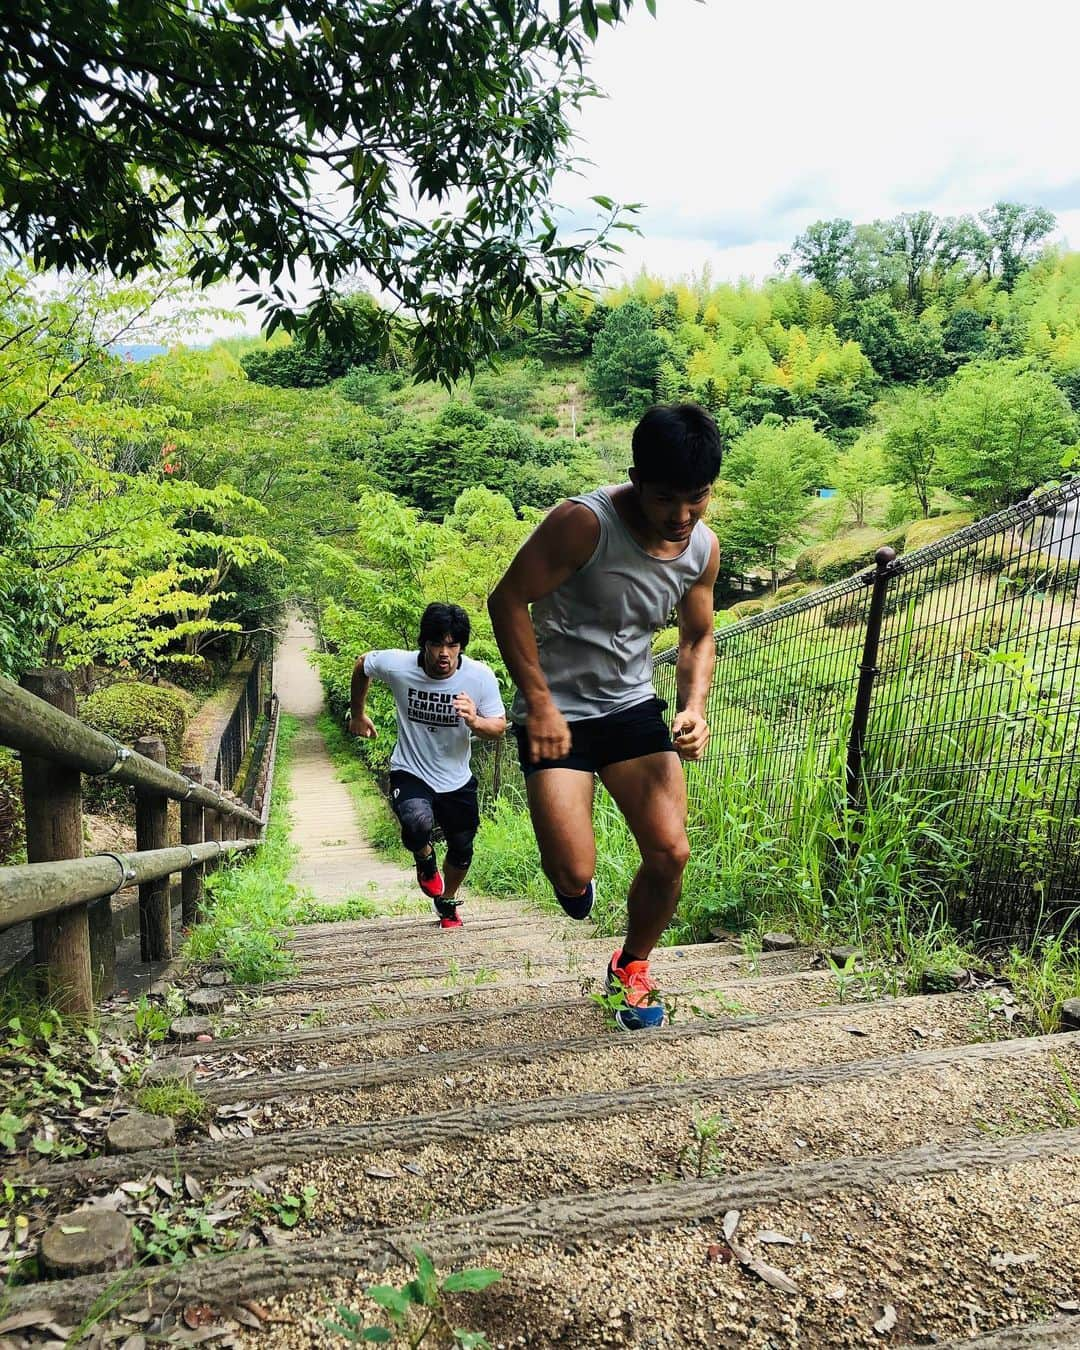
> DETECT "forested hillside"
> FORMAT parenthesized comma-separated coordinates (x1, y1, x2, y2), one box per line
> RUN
(2, 202, 1078, 794)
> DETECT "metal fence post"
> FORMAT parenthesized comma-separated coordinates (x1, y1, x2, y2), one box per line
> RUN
(134, 736, 172, 961)
(845, 546, 897, 809)
(19, 670, 94, 1014)
(180, 764, 204, 927)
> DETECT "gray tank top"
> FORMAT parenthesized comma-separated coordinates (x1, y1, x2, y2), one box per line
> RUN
(511, 486, 713, 722)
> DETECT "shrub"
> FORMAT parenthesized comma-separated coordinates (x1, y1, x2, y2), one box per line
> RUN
(795, 525, 908, 583)
(903, 513, 975, 553)
(0, 748, 24, 865)
(81, 682, 192, 812)
(727, 599, 767, 619)
(82, 682, 191, 766)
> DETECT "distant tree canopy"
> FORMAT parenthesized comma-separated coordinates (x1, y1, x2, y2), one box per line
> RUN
(240, 297, 388, 388)
(0, 0, 642, 382)
(784, 204, 1056, 306)
(371, 402, 588, 517)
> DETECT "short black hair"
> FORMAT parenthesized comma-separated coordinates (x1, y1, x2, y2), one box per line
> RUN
(418, 602, 470, 653)
(631, 403, 723, 489)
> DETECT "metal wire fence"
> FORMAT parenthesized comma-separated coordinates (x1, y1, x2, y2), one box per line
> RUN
(476, 478, 1080, 942)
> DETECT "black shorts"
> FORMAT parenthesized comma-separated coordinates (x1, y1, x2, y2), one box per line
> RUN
(512, 696, 675, 779)
(388, 770, 480, 838)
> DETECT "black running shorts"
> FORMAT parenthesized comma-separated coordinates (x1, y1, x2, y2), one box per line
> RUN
(512, 696, 675, 779)
(388, 770, 481, 838)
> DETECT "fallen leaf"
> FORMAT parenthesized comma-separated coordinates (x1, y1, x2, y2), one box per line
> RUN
(223, 1303, 262, 1329)
(240, 1301, 270, 1322)
(728, 1237, 799, 1296)
(1056, 1300, 1080, 1313)
(842, 1025, 869, 1036)
(722, 1209, 740, 1241)
(756, 1230, 797, 1246)
(183, 1305, 217, 1330)
(706, 1243, 733, 1264)
(989, 1250, 1038, 1271)
(874, 1305, 897, 1334)
(154, 1175, 176, 1199)
(826, 1282, 848, 1301)
(122, 1309, 154, 1325)
(185, 1175, 204, 1202)
(402, 1162, 423, 1176)
(58, 1225, 88, 1235)
(0, 1310, 59, 1336)
(120, 1335, 147, 1350)
(364, 1168, 397, 1181)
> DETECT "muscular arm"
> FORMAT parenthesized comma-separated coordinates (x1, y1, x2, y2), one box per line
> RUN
(348, 653, 377, 738)
(455, 705, 508, 740)
(487, 500, 599, 760)
(671, 531, 720, 761)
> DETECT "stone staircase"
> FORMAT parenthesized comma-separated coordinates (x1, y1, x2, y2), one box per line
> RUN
(12, 897, 1080, 1347)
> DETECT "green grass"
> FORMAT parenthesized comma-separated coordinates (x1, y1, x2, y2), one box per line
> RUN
(134, 1081, 207, 1124)
(1005, 926, 1080, 1034)
(182, 715, 302, 983)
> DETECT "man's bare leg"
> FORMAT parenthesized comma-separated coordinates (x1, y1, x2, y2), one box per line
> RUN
(443, 862, 468, 901)
(599, 752, 689, 960)
(525, 768, 596, 899)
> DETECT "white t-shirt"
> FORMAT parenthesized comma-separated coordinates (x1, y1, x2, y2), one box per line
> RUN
(364, 650, 505, 794)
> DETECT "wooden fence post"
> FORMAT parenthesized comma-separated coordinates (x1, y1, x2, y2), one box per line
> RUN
(180, 764, 204, 927)
(134, 736, 171, 961)
(19, 670, 94, 1015)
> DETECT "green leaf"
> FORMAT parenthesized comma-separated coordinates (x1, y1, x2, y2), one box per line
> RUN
(367, 1286, 411, 1320)
(442, 1268, 503, 1293)
(362, 1330, 393, 1343)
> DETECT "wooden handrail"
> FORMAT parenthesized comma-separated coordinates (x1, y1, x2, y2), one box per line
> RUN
(1, 666, 277, 1013)
(0, 674, 261, 824)
(0, 838, 260, 929)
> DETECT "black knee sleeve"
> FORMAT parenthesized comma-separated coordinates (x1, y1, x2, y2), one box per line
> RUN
(397, 798, 435, 852)
(444, 830, 475, 870)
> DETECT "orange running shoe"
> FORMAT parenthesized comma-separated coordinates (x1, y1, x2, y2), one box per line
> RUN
(605, 951, 665, 1030)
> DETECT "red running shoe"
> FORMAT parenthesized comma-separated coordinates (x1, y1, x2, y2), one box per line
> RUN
(415, 851, 444, 898)
(435, 898, 463, 929)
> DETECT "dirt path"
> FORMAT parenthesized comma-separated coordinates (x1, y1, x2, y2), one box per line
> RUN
(11, 649, 1080, 1347)
(276, 613, 410, 903)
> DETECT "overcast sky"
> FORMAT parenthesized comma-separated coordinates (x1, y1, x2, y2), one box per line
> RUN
(558, 0, 1080, 283)
(201, 0, 1080, 335)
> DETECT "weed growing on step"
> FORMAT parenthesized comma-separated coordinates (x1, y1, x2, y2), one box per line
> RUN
(1005, 928, 1080, 1033)
(589, 984, 631, 1029)
(133, 1201, 232, 1265)
(135, 1081, 208, 1125)
(673, 989, 749, 1021)
(132, 993, 172, 1045)
(1047, 1057, 1080, 1126)
(824, 953, 899, 1004)
(183, 716, 300, 984)
(0, 985, 128, 1168)
(679, 1109, 731, 1178)
(968, 992, 1015, 1043)
(327, 1245, 501, 1348)
(262, 1183, 317, 1229)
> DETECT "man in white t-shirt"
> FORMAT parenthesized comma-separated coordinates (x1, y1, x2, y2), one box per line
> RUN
(348, 603, 507, 928)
